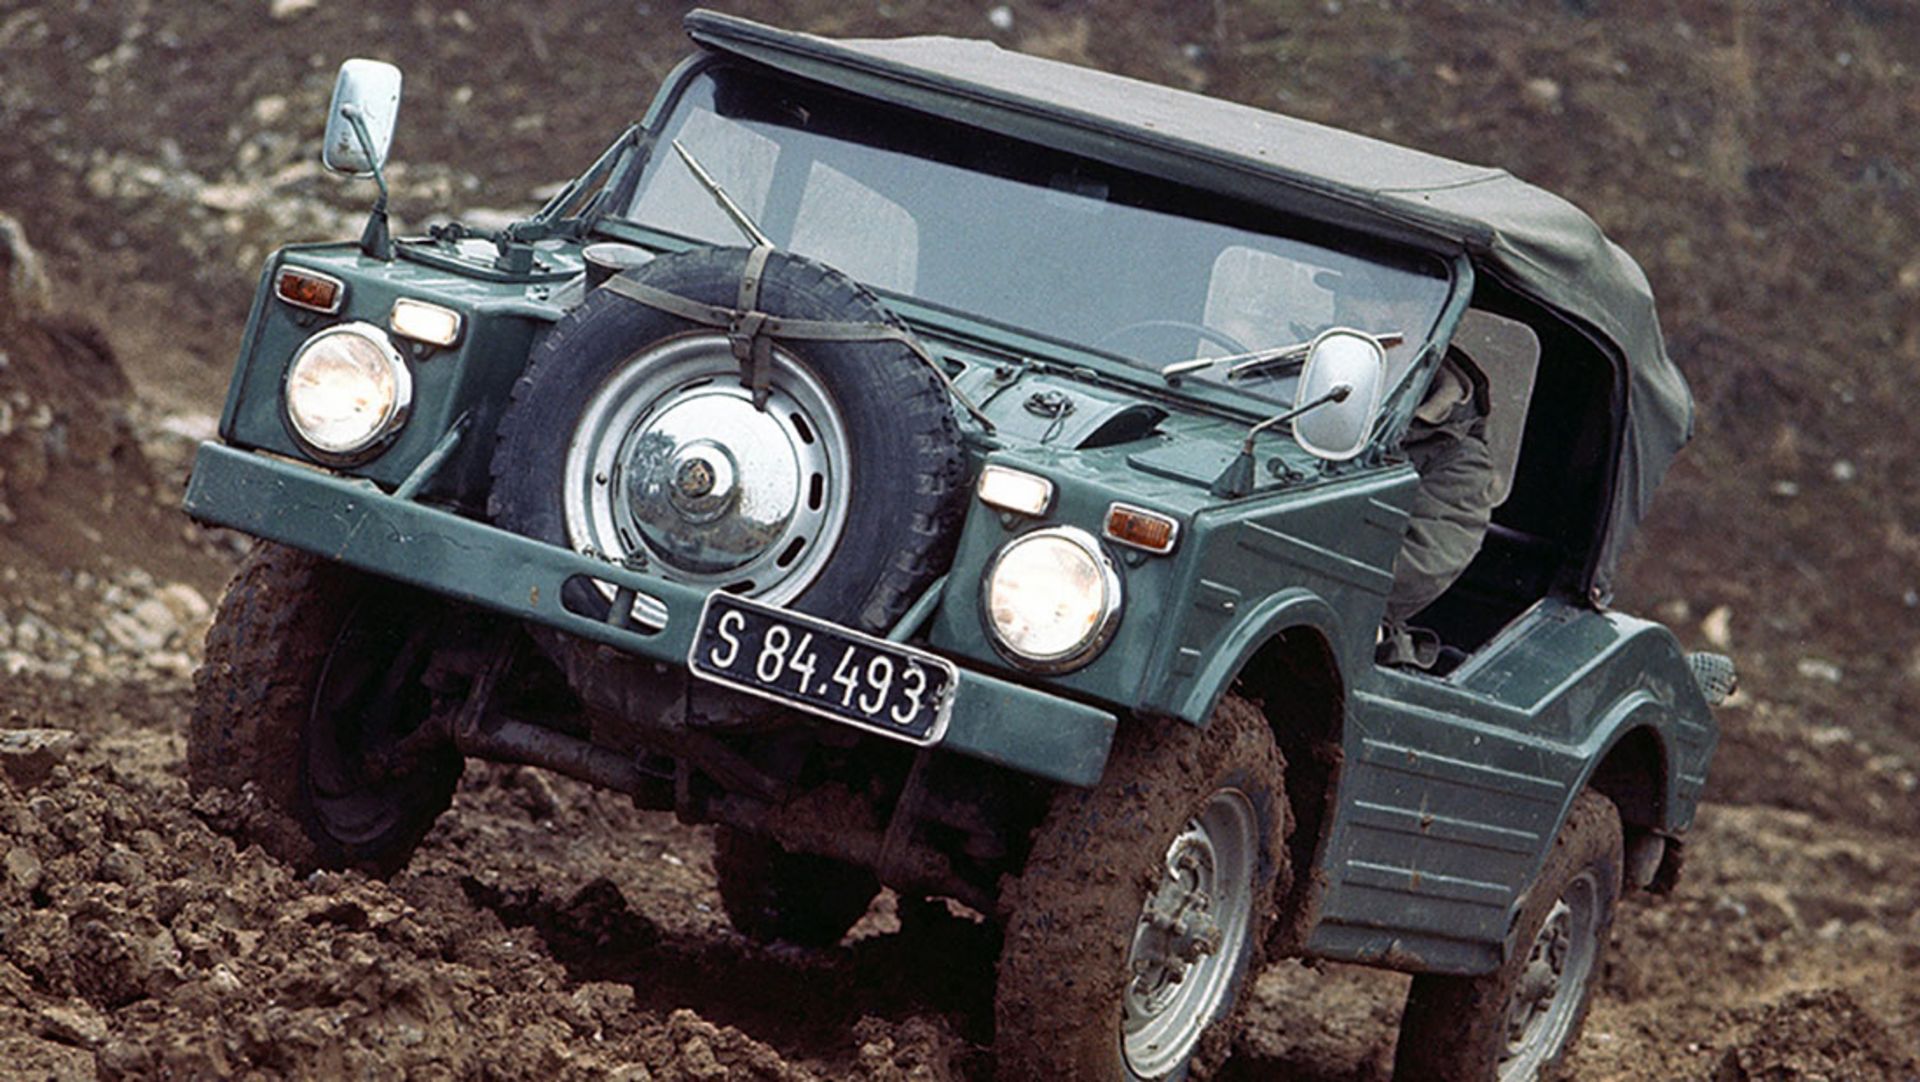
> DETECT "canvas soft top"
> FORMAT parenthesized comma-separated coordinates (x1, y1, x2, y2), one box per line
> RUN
(681, 10, 1694, 597)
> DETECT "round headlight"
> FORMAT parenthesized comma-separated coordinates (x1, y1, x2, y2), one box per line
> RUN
(283, 321, 411, 460)
(983, 526, 1122, 672)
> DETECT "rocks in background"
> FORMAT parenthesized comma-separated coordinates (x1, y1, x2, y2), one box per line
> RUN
(0, 1035, 92, 1081)
(4, 573, 211, 687)
(0, 212, 52, 317)
(0, 729, 75, 790)
(268, 0, 319, 20)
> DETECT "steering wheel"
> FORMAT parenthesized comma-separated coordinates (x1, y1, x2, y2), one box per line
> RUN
(1095, 319, 1252, 361)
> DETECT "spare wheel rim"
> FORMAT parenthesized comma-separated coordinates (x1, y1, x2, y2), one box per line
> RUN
(563, 333, 851, 606)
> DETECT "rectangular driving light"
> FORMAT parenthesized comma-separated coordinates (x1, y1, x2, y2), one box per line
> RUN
(976, 465, 1054, 516)
(273, 267, 344, 314)
(1104, 502, 1179, 554)
(389, 297, 464, 347)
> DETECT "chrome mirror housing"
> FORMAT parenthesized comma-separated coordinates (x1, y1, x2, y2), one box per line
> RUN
(322, 59, 402, 176)
(1292, 328, 1386, 461)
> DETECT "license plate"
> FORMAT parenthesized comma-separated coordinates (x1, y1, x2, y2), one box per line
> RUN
(688, 594, 957, 745)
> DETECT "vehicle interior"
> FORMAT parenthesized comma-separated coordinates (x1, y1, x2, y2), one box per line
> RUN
(1404, 276, 1622, 672)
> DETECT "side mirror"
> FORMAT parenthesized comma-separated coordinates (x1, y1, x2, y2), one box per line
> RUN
(1292, 328, 1386, 461)
(322, 59, 402, 176)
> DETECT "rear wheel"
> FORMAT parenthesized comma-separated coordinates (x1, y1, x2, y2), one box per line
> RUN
(189, 543, 463, 875)
(1393, 790, 1623, 1081)
(995, 695, 1289, 1080)
(712, 826, 881, 947)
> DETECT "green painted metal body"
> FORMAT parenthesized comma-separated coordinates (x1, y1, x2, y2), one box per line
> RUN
(218, 242, 575, 506)
(1309, 602, 1714, 971)
(184, 14, 1718, 980)
(183, 441, 1115, 788)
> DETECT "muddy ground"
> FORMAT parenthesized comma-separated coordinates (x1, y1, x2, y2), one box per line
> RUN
(3, 1, 1919, 1078)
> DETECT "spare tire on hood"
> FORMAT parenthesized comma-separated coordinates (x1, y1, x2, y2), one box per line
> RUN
(488, 246, 967, 706)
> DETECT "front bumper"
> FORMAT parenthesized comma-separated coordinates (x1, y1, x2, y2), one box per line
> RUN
(184, 442, 1116, 787)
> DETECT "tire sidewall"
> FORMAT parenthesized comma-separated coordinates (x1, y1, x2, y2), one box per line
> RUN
(190, 544, 461, 876)
(489, 247, 962, 635)
(293, 586, 464, 873)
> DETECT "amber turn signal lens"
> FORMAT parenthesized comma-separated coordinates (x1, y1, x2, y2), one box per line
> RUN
(1104, 503, 1178, 554)
(273, 267, 345, 314)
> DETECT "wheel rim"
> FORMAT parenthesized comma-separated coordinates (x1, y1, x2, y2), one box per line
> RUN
(305, 596, 447, 846)
(1121, 787, 1259, 1078)
(1498, 868, 1601, 1081)
(563, 333, 850, 605)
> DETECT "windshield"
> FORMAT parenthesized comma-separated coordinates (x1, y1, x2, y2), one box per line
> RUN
(617, 66, 1453, 401)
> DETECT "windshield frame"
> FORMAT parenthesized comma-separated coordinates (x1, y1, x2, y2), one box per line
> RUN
(593, 56, 1465, 422)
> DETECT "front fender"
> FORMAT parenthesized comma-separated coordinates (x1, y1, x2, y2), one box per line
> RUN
(1168, 587, 1347, 725)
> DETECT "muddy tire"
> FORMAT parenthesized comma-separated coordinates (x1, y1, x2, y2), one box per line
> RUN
(711, 826, 881, 947)
(188, 543, 463, 876)
(995, 695, 1289, 1081)
(488, 247, 966, 669)
(1393, 790, 1624, 1082)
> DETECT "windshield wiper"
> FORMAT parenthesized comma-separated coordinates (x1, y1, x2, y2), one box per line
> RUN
(1159, 339, 1311, 383)
(670, 138, 773, 248)
(1159, 331, 1404, 384)
(660, 140, 1001, 438)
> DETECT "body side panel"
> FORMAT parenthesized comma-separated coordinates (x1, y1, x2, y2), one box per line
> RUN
(222, 245, 567, 502)
(1304, 599, 1716, 974)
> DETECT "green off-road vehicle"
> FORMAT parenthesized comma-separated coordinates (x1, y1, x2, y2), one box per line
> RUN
(185, 12, 1730, 1080)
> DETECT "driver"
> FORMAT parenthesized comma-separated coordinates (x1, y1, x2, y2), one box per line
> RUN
(1378, 349, 1495, 668)
(1322, 267, 1496, 669)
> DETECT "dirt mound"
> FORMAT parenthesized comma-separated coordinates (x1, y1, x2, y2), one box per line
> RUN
(1713, 989, 1918, 1082)
(0, 215, 233, 661)
(0, 730, 980, 1080)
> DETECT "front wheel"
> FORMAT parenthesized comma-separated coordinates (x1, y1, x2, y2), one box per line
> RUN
(188, 544, 464, 875)
(995, 695, 1290, 1081)
(712, 827, 881, 947)
(1393, 790, 1624, 1082)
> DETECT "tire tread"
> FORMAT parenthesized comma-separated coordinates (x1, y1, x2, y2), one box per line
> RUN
(995, 696, 1291, 1081)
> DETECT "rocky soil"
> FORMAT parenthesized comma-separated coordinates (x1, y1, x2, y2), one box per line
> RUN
(3, 1, 1919, 1078)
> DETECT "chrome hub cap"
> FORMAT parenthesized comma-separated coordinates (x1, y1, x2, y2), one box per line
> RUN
(1498, 869, 1600, 1081)
(1121, 788, 1258, 1078)
(564, 334, 849, 603)
(667, 444, 731, 518)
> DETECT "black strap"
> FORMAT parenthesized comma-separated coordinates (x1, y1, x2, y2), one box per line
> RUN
(731, 245, 776, 407)
(601, 264, 995, 432)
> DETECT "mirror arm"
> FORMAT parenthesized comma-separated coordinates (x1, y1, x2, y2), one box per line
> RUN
(1209, 383, 1353, 499)
(340, 104, 393, 261)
